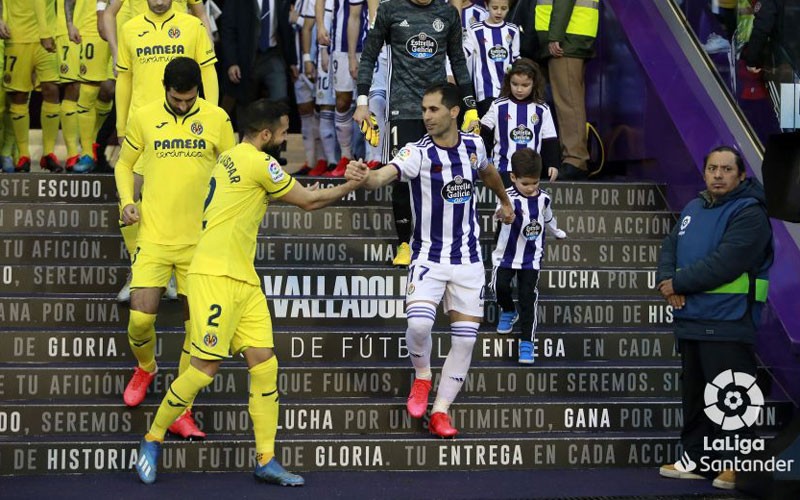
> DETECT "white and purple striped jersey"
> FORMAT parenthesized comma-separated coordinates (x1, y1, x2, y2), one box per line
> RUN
(390, 133, 489, 265)
(462, 2, 488, 31)
(330, 0, 367, 54)
(480, 97, 557, 173)
(465, 21, 520, 101)
(492, 186, 554, 270)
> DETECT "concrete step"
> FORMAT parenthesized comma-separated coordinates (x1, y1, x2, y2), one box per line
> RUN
(0, 297, 674, 329)
(0, 174, 669, 211)
(0, 399, 790, 438)
(0, 265, 661, 297)
(1, 329, 679, 364)
(0, 203, 676, 239)
(0, 234, 663, 268)
(0, 364, 707, 402)
(0, 434, 689, 474)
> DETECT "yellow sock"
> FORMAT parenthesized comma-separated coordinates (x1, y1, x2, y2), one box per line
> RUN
(60, 99, 79, 157)
(77, 84, 99, 153)
(178, 320, 192, 376)
(120, 222, 139, 260)
(128, 310, 157, 372)
(94, 99, 113, 139)
(1, 112, 14, 157)
(149, 364, 212, 440)
(40, 101, 61, 155)
(9, 101, 30, 157)
(249, 357, 279, 466)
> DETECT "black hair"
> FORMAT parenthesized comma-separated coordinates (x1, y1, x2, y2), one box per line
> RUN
(511, 148, 542, 178)
(704, 146, 745, 174)
(241, 99, 291, 137)
(423, 83, 462, 110)
(163, 57, 202, 93)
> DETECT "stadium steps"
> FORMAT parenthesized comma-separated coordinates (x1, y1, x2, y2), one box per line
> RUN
(0, 174, 790, 475)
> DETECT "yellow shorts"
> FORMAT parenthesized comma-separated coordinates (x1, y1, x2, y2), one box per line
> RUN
(3, 42, 59, 92)
(188, 273, 274, 360)
(57, 35, 82, 83)
(130, 241, 195, 295)
(78, 36, 114, 82)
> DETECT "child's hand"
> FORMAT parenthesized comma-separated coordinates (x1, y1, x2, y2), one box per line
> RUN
(548, 167, 559, 182)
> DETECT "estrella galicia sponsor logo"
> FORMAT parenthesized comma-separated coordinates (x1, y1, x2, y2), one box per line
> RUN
(406, 33, 437, 59)
(522, 220, 542, 240)
(441, 175, 472, 204)
(488, 45, 508, 62)
(190, 121, 204, 135)
(203, 332, 217, 348)
(168, 27, 181, 39)
(510, 124, 533, 145)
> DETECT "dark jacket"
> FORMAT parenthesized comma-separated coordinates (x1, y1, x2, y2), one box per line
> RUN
(535, 0, 598, 60)
(656, 178, 773, 343)
(742, 0, 800, 70)
(220, 0, 297, 99)
(510, 0, 540, 60)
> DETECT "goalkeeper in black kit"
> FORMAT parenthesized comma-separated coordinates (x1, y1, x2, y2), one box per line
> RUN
(353, 0, 480, 267)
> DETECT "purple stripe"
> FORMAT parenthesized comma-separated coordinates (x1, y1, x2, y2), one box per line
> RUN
(426, 145, 445, 263)
(516, 101, 528, 155)
(477, 25, 492, 99)
(521, 197, 541, 269)
(452, 333, 478, 338)
(497, 102, 509, 172)
(447, 143, 466, 264)
(532, 105, 544, 152)
(500, 198, 522, 267)
(462, 138, 481, 264)
(490, 25, 505, 99)
(410, 163, 424, 261)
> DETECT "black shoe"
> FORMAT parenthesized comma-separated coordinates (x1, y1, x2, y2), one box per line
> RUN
(559, 163, 589, 181)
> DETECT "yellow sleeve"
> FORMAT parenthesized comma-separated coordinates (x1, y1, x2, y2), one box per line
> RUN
(258, 157, 296, 199)
(114, 114, 143, 207)
(115, 70, 132, 136)
(201, 64, 219, 106)
(196, 20, 217, 67)
(116, 21, 131, 71)
(35, 0, 53, 39)
(218, 111, 236, 154)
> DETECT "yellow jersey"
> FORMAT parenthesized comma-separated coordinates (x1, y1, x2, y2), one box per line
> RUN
(5, 0, 50, 43)
(189, 142, 296, 285)
(116, 97, 236, 246)
(116, 8, 215, 118)
(75, 0, 100, 37)
(116, 0, 201, 28)
(53, 0, 68, 37)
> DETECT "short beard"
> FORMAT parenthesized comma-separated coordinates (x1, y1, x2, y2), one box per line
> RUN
(261, 140, 282, 158)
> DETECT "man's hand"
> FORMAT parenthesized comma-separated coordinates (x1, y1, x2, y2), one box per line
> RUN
(495, 202, 515, 224)
(461, 108, 480, 134)
(121, 203, 140, 225)
(345, 159, 369, 184)
(746, 66, 762, 74)
(289, 65, 300, 82)
(349, 54, 359, 80)
(304, 60, 317, 81)
(317, 26, 330, 46)
(68, 24, 82, 44)
(667, 294, 686, 310)
(353, 104, 369, 126)
(548, 41, 563, 57)
(657, 279, 685, 309)
(657, 279, 675, 298)
(548, 167, 559, 182)
(320, 50, 330, 72)
(0, 20, 11, 39)
(227, 65, 242, 84)
(41, 37, 56, 52)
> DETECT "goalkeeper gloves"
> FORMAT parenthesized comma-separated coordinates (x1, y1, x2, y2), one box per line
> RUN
(461, 108, 480, 134)
(359, 113, 380, 147)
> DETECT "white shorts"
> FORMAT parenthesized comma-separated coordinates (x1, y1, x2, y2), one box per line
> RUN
(331, 50, 356, 93)
(294, 74, 315, 104)
(405, 260, 485, 318)
(316, 51, 335, 106)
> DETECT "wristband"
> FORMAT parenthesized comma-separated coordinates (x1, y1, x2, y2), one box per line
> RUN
(356, 95, 369, 107)
(302, 53, 313, 63)
(97, 1, 108, 11)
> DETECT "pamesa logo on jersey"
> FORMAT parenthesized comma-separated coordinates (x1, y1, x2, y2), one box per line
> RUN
(406, 33, 437, 59)
(441, 175, 472, 204)
(510, 124, 533, 144)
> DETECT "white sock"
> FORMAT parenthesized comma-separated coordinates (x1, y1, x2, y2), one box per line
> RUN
(334, 108, 353, 159)
(405, 303, 437, 379)
(319, 109, 338, 165)
(431, 322, 478, 414)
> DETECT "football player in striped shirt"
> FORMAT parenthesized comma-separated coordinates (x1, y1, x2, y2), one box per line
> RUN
(481, 58, 560, 184)
(489, 148, 565, 364)
(464, 0, 519, 116)
(346, 83, 514, 438)
(461, 0, 487, 32)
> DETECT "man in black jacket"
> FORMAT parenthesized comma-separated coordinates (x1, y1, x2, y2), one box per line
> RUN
(743, 0, 800, 74)
(657, 146, 774, 491)
(220, 0, 299, 124)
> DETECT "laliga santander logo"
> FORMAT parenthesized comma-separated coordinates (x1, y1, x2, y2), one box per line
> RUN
(704, 369, 764, 430)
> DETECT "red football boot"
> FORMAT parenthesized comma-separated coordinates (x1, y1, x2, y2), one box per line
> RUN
(123, 366, 157, 407)
(406, 378, 432, 418)
(168, 409, 206, 440)
(429, 412, 458, 438)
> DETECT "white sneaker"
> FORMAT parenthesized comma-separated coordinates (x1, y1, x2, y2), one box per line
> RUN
(117, 274, 132, 303)
(552, 228, 567, 239)
(164, 274, 178, 300)
(703, 33, 731, 54)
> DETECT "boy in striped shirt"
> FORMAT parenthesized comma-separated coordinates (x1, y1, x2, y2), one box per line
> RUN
(490, 148, 566, 364)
